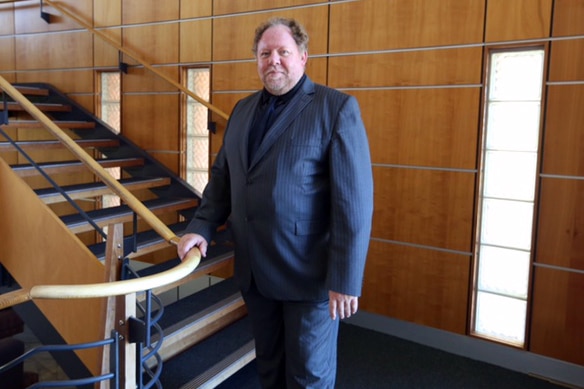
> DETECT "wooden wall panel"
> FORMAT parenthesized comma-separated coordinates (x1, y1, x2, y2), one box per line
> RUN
(549, 40, 584, 82)
(329, 48, 483, 88)
(351, 88, 480, 169)
(212, 57, 327, 91)
(372, 167, 475, 252)
(16, 70, 94, 94)
(541, 85, 584, 176)
(123, 23, 179, 65)
(530, 267, 584, 365)
(329, 0, 485, 53)
(536, 178, 584, 271)
(147, 152, 179, 174)
(485, 0, 552, 42)
(122, 0, 179, 24)
(93, 0, 121, 27)
(94, 28, 121, 68)
(0, 4, 13, 35)
(361, 240, 470, 334)
(180, 19, 212, 63)
(123, 66, 180, 93)
(212, 7, 329, 61)
(122, 94, 180, 152)
(69, 94, 95, 113)
(15, 32, 93, 70)
(0, 37, 14, 71)
(552, 0, 584, 36)
(14, 0, 93, 34)
(214, 0, 325, 15)
(180, 0, 212, 18)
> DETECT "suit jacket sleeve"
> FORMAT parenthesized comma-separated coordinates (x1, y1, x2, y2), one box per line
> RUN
(326, 95, 374, 297)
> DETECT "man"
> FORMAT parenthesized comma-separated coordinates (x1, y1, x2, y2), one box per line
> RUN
(178, 17, 373, 388)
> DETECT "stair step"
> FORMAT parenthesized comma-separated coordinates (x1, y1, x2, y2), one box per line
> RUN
(35, 176, 171, 204)
(158, 318, 254, 388)
(61, 197, 197, 234)
(153, 277, 254, 388)
(2, 101, 72, 112)
(10, 157, 144, 177)
(0, 120, 96, 129)
(152, 278, 247, 365)
(14, 86, 50, 96)
(185, 340, 255, 389)
(0, 138, 119, 152)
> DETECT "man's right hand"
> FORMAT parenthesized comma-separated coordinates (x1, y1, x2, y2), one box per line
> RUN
(177, 233, 208, 260)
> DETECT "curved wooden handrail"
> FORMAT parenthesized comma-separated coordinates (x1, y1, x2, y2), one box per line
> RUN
(43, 0, 229, 121)
(0, 249, 200, 306)
(30, 249, 200, 299)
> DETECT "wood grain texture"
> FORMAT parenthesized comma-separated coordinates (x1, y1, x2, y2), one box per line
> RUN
(180, 19, 212, 63)
(122, 0, 179, 24)
(548, 39, 584, 82)
(329, 0, 485, 53)
(329, 47, 482, 88)
(350, 88, 480, 169)
(485, 0, 552, 42)
(536, 178, 584, 271)
(361, 240, 470, 334)
(542, 85, 584, 176)
(530, 267, 584, 365)
(372, 166, 476, 253)
(552, 0, 584, 36)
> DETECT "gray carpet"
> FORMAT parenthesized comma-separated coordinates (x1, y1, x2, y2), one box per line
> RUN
(217, 323, 568, 389)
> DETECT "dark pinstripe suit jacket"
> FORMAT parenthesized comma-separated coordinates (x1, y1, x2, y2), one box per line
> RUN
(187, 76, 373, 301)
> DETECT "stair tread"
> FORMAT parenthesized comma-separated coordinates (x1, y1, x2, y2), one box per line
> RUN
(0, 119, 95, 129)
(35, 176, 169, 198)
(157, 278, 241, 330)
(0, 138, 118, 151)
(60, 197, 196, 228)
(88, 220, 191, 258)
(10, 157, 143, 170)
(157, 315, 253, 388)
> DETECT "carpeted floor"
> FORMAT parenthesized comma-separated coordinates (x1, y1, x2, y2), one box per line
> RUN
(217, 322, 570, 389)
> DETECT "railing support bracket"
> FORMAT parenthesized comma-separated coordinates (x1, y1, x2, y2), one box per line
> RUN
(118, 52, 128, 74)
(128, 317, 146, 344)
(40, 1, 51, 23)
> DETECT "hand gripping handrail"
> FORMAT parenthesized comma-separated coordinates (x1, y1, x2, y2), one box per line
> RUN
(43, 0, 230, 121)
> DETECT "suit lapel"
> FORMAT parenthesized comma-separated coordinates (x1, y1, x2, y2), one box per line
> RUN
(249, 78, 315, 170)
(242, 93, 262, 171)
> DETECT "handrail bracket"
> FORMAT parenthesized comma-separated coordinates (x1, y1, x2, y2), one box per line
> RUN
(40, 0, 51, 23)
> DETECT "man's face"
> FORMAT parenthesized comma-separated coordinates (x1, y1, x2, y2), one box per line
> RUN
(256, 25, 308, 96)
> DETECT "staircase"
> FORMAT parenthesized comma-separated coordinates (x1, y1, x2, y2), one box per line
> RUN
(0, 82, 254, 387)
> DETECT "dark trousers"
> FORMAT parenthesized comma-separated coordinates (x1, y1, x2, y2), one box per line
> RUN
(242, 281, 339, 389)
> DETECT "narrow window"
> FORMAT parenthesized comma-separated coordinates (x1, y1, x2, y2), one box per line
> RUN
(183, 68, 210, 195)
(472, 48, 545, 346)
(98, 71, 121, 209)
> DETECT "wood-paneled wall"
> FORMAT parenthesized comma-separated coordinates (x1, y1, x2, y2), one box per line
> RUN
(1, 0, 583, 367)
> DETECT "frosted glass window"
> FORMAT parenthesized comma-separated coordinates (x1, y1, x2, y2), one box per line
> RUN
(483, 151, 537, 201)
(473, 48, 544, 347)
(480, 198, 534, 250)
(99, 71, 122, 210)
(486, 102, 541, 152)
(475, 292, 527, 344)
(185, 68, 210, 194)
(477, 245, 530, 298)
